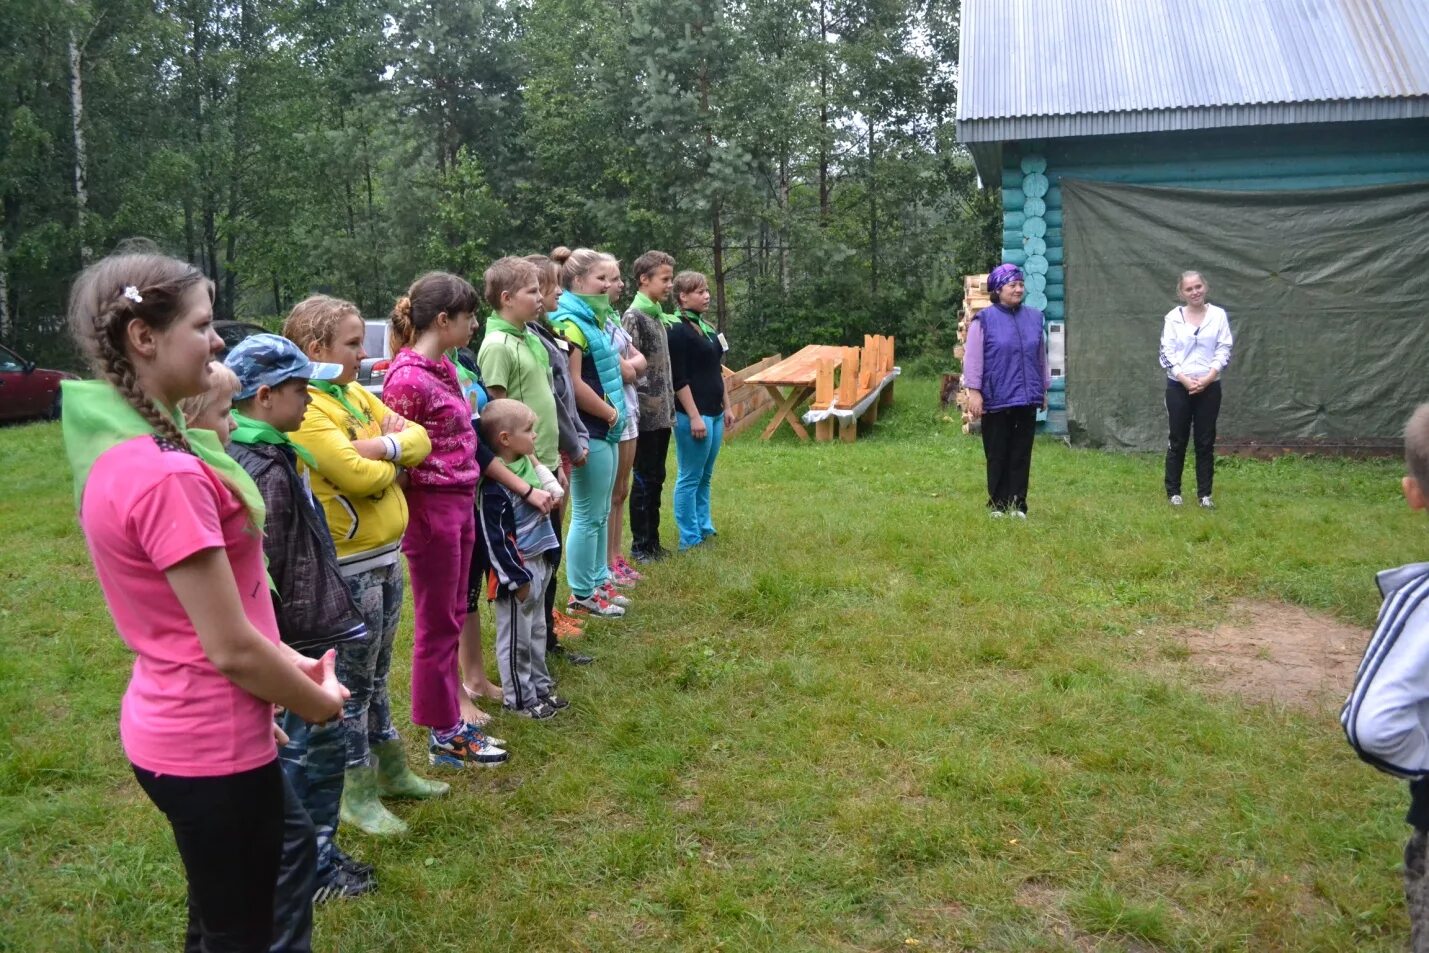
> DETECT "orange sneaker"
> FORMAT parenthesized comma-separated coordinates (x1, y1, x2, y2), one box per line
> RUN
(553, 611, 585, 639)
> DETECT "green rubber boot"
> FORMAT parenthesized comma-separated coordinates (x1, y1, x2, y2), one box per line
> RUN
(339, 763, 408, 837)
(373, 739, 450, 800)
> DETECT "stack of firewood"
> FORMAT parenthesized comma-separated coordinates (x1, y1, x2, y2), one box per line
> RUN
(954, 274, 990, 434)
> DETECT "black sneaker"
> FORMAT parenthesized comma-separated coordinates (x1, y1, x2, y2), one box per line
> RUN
(313, 863, 377, 903)
(506, 700, 558, 720)
(540, 693, 571, 711)
(334, 848, 373, 878)
(549, 643, 594, 666)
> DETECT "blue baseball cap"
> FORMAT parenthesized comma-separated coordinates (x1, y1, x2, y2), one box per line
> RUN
(225, 333, 343, 400)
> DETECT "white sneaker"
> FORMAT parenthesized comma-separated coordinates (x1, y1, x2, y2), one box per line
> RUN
(1012, 511, 1027, 520)
(596, 583, 631, 608)
(989, 510, 1006, 519)
(1169, 494, 1184, 506)
(1199, 496, 1214, 509)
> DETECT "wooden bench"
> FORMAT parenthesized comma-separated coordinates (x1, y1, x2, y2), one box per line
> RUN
(744, 337, 897, 442)
(722, 355, 782, 437)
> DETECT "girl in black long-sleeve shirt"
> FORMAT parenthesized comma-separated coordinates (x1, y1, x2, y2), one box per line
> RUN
(667, 271, 733, 549)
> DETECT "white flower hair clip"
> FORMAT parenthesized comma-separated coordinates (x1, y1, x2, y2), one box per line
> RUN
(123, 286, 143, 304)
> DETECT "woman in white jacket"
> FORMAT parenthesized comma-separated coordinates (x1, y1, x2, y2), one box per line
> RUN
(1158, 271, 1233, 508)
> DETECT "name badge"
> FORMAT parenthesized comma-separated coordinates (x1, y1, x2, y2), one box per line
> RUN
(717, 332, 729, 353)
(556, 338, 570, 352)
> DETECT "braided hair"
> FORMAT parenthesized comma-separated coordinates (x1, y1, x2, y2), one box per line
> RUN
(68, 250, 213, 449)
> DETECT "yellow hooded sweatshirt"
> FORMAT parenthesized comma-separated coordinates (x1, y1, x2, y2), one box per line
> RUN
(291, 382, 431, 576)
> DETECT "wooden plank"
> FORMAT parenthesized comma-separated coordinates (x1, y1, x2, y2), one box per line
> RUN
(815, 418, 834, 442)
(746, 344, 847, 387)
(840, 414, 857, 443)
(729, 354, 781, 385)
(812, 358, 834, 410)
(838, 347, 859, 406)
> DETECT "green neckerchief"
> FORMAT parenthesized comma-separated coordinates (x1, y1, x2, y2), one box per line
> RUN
(310, 379, 369, 425)
(680, 308, 718, 338)
(229, 410, 318, 469)
(506, 453, 540, 489)
(61, 379, 266, 530)
(575, 292, 611, 318)
(485, 315, 550, 369)
(633, 291, 678, 328)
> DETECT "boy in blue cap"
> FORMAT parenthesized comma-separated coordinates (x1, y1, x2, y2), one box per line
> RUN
(224, 334, 377, 910)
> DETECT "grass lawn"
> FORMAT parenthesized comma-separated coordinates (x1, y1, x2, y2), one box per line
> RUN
(0, 376, 1422, 951)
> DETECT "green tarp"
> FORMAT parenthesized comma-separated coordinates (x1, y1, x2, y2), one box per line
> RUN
(1062, 177, 1429, 450)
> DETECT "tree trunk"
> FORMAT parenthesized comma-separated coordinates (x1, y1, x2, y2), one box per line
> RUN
(868, 119, 878, 295)
(0, 225, 10, 340)
(363, 129, 381, 312)
(68, 29, 91, 264)
(711, 202, 727, 331)
(817, 0, 832, 228)
(697, 43, 727, 331)
(779, 150, 790, 290)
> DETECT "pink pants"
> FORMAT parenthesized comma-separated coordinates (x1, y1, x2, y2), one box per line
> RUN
(401, 486, 475, 730)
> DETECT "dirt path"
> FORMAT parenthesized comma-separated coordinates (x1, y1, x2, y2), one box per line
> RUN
(1174, 600, 1369, 709)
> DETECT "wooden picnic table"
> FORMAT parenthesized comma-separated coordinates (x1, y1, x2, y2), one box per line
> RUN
(744, 344, 848, 441)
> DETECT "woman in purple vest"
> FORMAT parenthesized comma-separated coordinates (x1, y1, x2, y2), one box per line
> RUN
(962, 263, 1050, 517)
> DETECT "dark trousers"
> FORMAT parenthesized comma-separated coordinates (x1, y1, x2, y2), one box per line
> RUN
(1164, 379, 1221, 498)
(629, 427, 671, 556)
(269, 772, 317, 953)
(133, 758, 303, 953)
(278, 699, 342, 891)
(981, 404, 1038, 513)
(545, 493, 565, 653)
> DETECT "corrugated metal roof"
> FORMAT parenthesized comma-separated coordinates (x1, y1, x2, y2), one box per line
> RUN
(956, 0, 1429, 131)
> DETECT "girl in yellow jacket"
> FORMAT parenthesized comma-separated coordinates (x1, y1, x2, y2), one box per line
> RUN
(284, 295, 447, 837)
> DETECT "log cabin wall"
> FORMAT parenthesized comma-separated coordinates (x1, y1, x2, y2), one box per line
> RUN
(994, 118, 1429, 435)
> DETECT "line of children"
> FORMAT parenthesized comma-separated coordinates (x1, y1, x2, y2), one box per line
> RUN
(63, 251, 347, 949)
(66, 245, 724, 948)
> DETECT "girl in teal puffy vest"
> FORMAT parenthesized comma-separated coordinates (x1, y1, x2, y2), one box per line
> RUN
(549, 247, 630, 618)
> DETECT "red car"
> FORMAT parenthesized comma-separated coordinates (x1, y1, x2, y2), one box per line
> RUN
(0, 342, 78, 422)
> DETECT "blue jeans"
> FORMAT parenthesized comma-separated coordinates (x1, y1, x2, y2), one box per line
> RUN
(673, 411, 722, 549)
(566, 440, 616, 598)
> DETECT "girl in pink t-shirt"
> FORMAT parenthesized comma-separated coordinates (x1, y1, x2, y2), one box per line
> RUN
(62, 251, 346, 951)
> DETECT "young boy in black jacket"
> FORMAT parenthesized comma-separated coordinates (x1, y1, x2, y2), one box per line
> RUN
(225, 333, 376, 906)
(478, 399, 567, 719)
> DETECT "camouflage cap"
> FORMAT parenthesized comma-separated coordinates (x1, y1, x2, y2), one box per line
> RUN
(224, 333, 343, 400)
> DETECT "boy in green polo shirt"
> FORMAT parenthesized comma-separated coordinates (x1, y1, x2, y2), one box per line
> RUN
(478, 257, 560, 471)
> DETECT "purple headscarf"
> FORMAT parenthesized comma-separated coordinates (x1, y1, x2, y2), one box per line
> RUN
(987, 263, 1024, 298)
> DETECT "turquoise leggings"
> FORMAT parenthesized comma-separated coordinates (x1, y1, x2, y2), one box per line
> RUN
(565, 439, 616, 598)
(673, 411, 723, 549)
